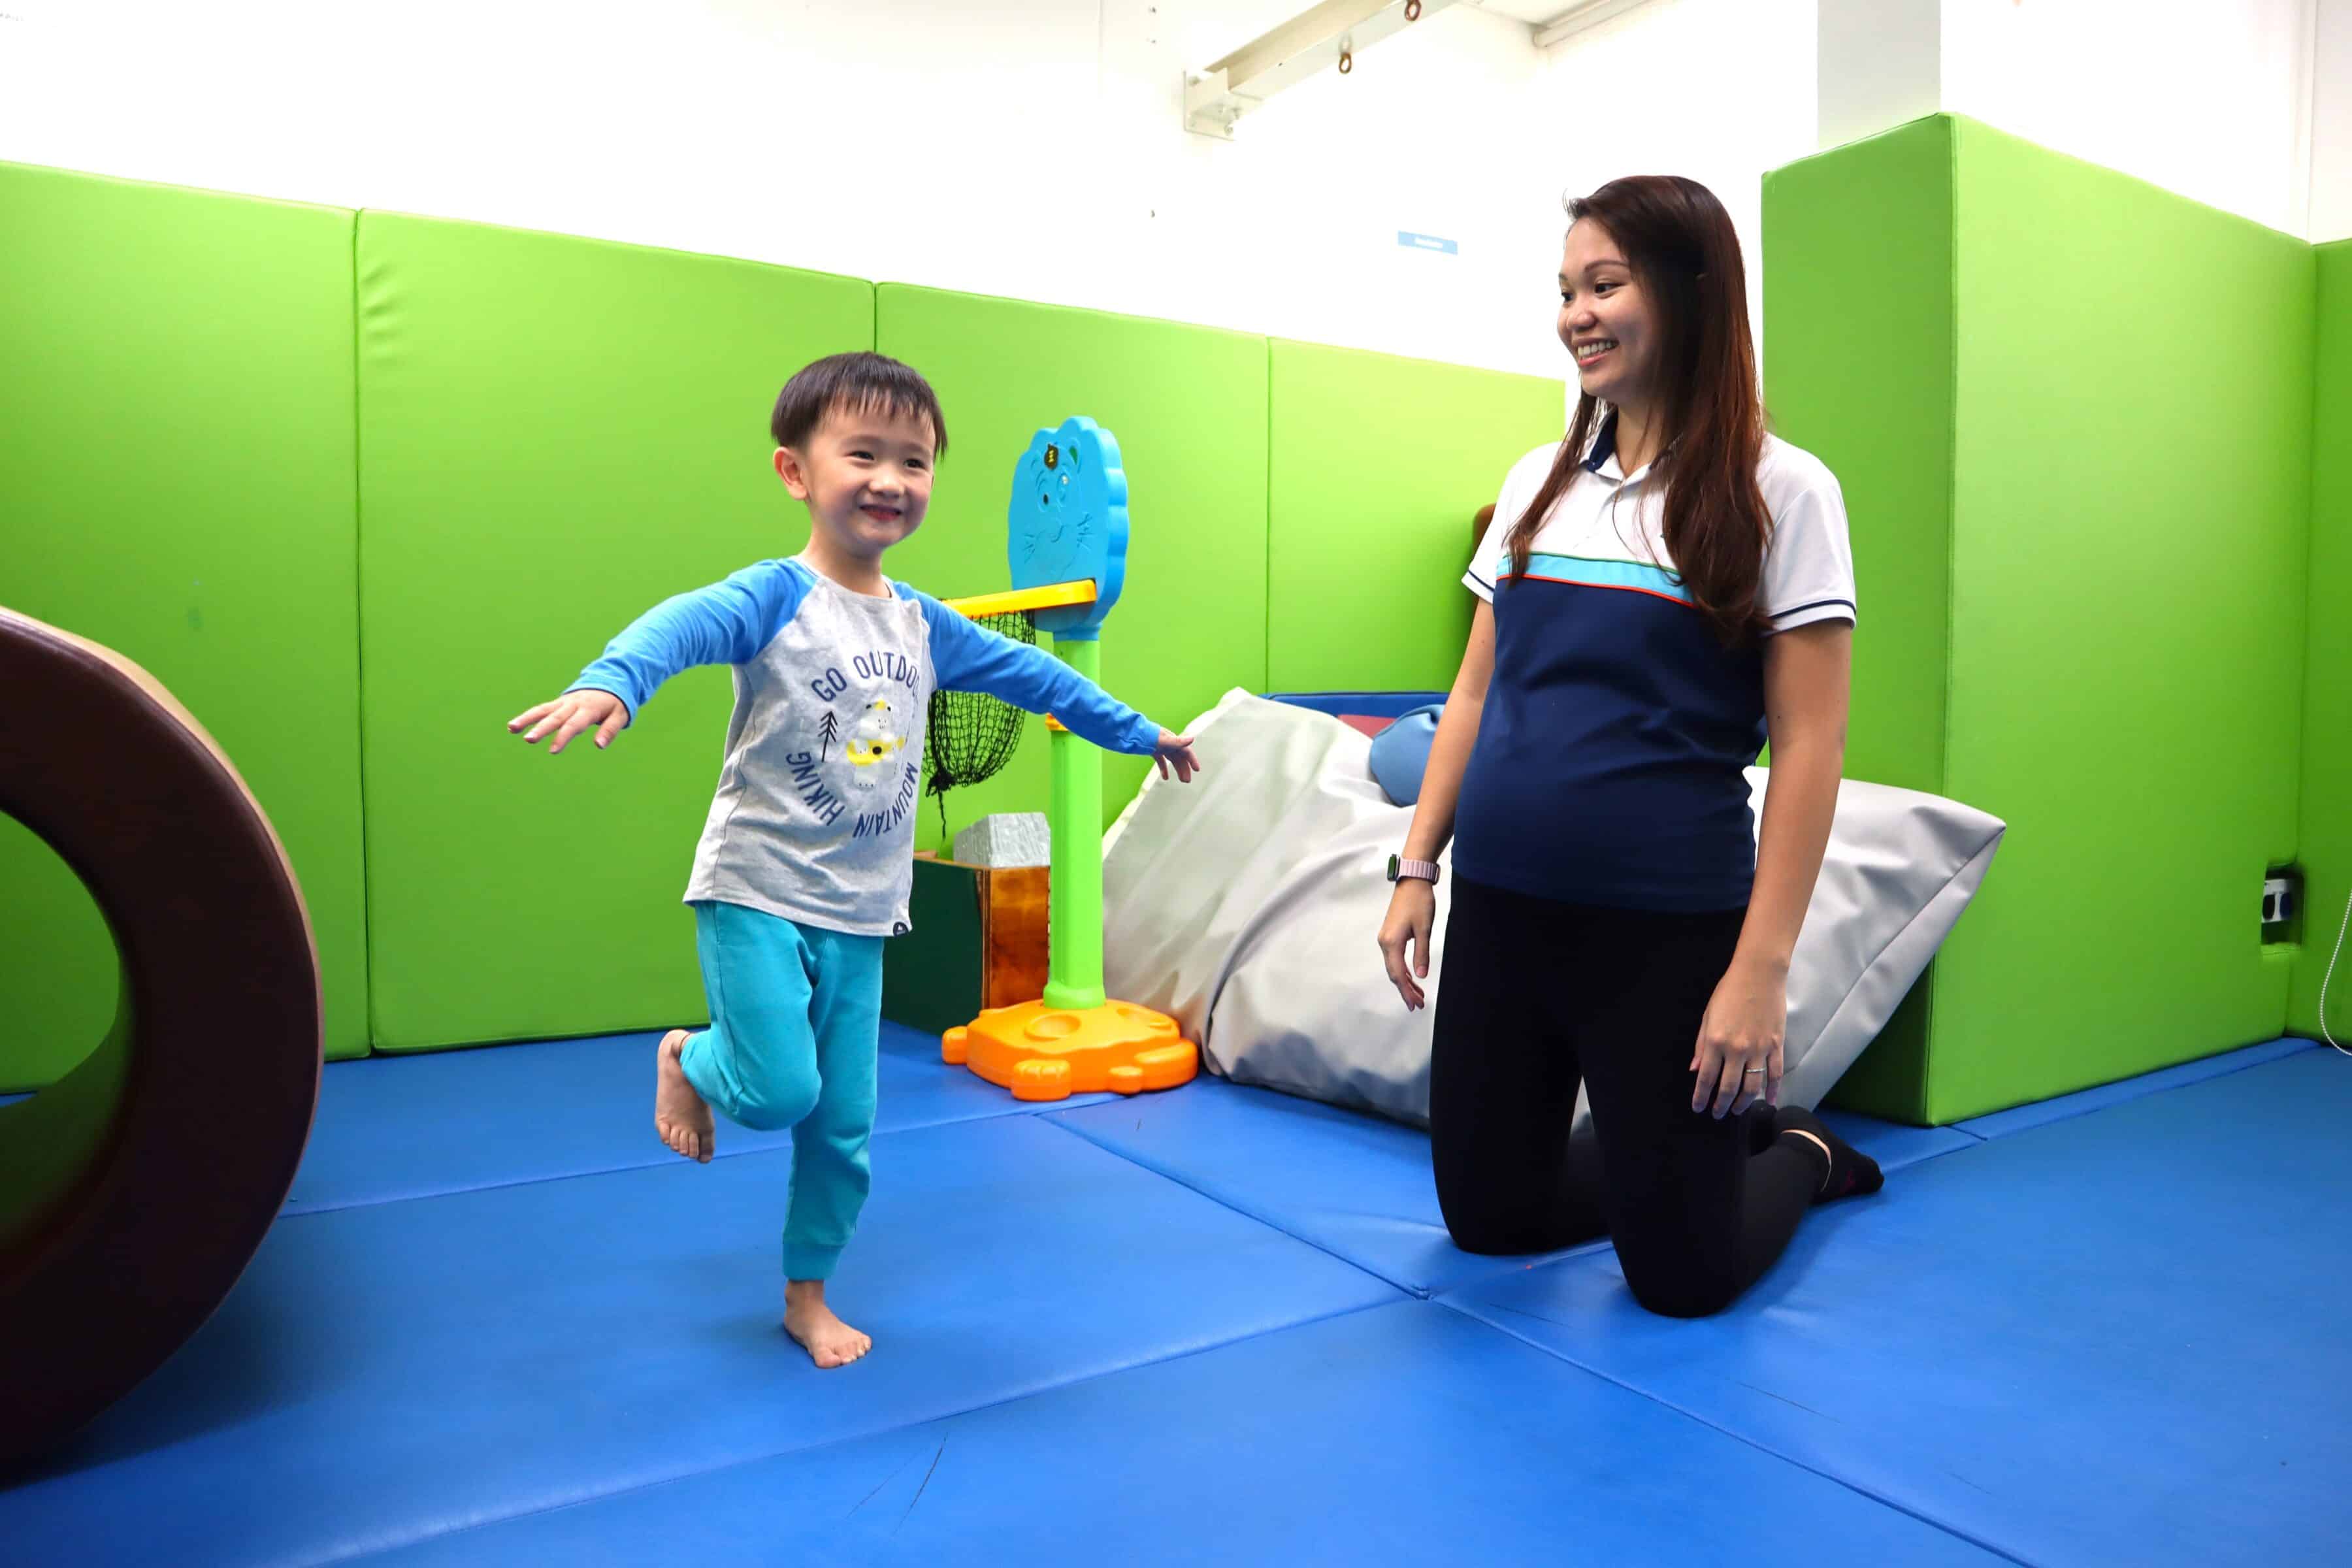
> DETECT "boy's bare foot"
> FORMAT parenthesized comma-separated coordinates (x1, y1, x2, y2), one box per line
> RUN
(655, 1029, 714, 1163)
(785, 1280, 872, 1369)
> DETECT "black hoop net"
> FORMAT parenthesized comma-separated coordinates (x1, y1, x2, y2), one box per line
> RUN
(924, 610, 1037, 839)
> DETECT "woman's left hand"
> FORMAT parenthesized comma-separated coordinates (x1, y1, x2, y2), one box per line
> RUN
(1691, 956, 1786, 1118)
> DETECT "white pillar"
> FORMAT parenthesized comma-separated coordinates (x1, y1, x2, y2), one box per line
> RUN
(2311, 0, 2352, 241)
(1816, 0, 1940, 150)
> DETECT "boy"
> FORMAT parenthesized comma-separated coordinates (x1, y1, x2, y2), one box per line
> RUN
(508, 353, 1200, 1367)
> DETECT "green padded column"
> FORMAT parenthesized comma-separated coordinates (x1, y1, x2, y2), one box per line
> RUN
(1763, 118, 1958, 1122)
(1267, 340, 1564, 692)
(0, 161, 368, 1088)
(2293, 241, 2352, 1043)
(1042, 637, 1108, 1013)
(1935, 118, 2310, 1119)
(1765, 116, 2316, 1123)
(875, 286, 1268, 851)
(357, 212, 872, 1051)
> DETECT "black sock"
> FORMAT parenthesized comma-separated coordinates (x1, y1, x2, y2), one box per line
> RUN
(1773, 1105, 1884, 1203)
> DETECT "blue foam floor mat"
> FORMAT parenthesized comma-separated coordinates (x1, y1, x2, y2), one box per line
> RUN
(1, 1115, 1395, 1566)
(1053, 1073, 1978, 1298)
(1443, 1049, 2352, 1566)
(286, 1022, 1110, 1212)
(348, 1301, 2007, 1568)
(11, 1031, 2345, 1565)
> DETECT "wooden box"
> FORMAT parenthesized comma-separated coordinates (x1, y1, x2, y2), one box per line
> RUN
(879, 853, 1051, 1036)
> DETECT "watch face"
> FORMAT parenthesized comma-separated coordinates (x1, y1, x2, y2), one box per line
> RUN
(1008, 416, 1128, 636)
(1387, 853, 1401, 882)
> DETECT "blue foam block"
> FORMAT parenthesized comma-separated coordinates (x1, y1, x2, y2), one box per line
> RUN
(346, 1301, 2005, 1568)
(1, 1115, 1397, 1566)
(286, 1022, 1109, 1213)
(1955, 1035, 2311, 1140)
(1052, 1076, 1977, 1298)
(1443, 1051, 2352, 1566)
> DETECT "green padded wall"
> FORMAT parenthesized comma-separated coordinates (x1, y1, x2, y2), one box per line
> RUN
(357, 213, 873, 1051)
(1939, 118, 2309, 1118)
(875, 286, 1269, 852)
(1761, 119, 1956, 801)
(1761, 120, 1958, 1119)
(1767, 117, 2314, 1123)
(1266, 341, 1563, 692)
(2294, 240, 2352, 1043)
(0, 161, 368, 1090)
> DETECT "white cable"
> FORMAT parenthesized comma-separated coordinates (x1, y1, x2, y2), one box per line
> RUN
(2321, 886, 2351, 1057)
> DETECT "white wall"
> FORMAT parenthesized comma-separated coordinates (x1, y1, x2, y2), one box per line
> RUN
(1942, 0, 2313, 237)
(0, 0, 1569, 377)
(1529, 0, 1821, 401)
(2, 0, 2336, 398)
(2313, 0, 2352, 242)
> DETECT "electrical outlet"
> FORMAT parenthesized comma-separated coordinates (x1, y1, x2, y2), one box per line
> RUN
(2262, 866, 2304, 945)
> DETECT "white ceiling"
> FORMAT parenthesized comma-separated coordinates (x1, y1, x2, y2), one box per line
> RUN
(1467, 0, 1607, 25)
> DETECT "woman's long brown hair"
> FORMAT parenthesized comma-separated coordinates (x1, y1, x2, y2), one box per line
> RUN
(1505, 175, 1772, 647)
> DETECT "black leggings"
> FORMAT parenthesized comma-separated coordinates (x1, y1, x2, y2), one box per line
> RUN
(1429, 874, 1818, 1318)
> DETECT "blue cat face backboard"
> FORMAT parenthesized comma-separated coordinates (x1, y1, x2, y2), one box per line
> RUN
(1007, 416, 1127, 639)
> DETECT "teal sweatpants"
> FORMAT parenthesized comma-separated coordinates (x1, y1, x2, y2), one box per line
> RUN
(678, 900, 883, 1282)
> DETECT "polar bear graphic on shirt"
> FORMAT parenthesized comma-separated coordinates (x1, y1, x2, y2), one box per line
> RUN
(842, 696, 907, 791)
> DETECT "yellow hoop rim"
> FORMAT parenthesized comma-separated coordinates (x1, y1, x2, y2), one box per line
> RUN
(940, 578, 1097, 621)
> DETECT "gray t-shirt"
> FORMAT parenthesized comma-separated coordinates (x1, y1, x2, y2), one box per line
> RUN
(570, 555, 1162, 937)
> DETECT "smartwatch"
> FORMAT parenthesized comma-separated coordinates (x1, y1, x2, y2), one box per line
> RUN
(1386, 854, 1440, 885)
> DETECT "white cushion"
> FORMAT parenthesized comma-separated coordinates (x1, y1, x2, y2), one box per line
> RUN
(1103, 691, 2004, 1128)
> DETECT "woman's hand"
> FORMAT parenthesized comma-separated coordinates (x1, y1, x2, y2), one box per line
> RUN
(1691, 955, 1786, 1117)
(508, 689, 629, 755)
(1377, 878, 1437, 1010)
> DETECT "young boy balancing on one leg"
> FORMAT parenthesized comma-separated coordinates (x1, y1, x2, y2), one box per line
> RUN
(507, 353, 1201, 1369)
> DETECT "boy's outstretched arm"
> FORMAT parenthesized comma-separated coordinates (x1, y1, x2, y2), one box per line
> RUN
(910, 589, 1201, 781)
(509, 561, 811, 755)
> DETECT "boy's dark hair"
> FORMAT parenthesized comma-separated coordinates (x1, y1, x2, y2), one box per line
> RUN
(769, 352, 947, 459)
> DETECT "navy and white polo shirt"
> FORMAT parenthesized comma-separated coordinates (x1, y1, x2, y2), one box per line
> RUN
(1454, 416, 1855, 912)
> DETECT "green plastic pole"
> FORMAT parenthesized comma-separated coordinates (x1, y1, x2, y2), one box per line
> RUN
(1042, 634, 1107, 1012)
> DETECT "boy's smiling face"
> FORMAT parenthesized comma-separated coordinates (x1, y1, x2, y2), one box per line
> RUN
(774, 400, 938, 564)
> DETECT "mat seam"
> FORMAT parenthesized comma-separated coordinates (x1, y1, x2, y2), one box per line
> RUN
(1042, 1114, 1433, 1299)
(1956, 1037, 2315, 1141)
(301, 1295, 1404, 1568)
(277, 1096, 1124, 1218)
(1437, 1298, 2036, 1568)
(349, 210, 379, 1062)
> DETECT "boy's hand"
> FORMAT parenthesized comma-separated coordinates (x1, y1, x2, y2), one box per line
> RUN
(1153, 730, 1202, 783)
(509, 689, 629, 755)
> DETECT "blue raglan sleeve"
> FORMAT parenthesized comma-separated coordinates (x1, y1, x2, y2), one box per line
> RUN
(569, 560, 811, 723)
(905, 587, 1164, 757)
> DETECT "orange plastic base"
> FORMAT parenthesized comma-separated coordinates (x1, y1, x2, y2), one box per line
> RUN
(941, 999, 1198, 1102)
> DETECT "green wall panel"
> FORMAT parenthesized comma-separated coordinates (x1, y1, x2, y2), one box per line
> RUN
(1934, 118, 2310, 1120)
(1266, 340, 1562, 693)
(1762, 117, 1957, 802)
(0, 161, 368, 1090)
(875, 286, 1269, 853)
(2293, 240, 2352, 1043)
(357, 212, 873, 1051)
(1763, 118, 2316, 1123)
(1762, 118, 1959, 1122)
